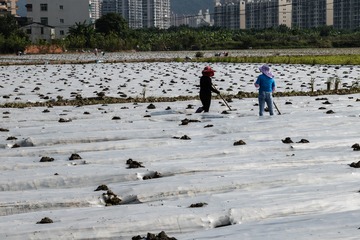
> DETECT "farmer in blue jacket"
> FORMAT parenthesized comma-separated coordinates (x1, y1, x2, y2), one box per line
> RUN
(254, 64, 276, 116)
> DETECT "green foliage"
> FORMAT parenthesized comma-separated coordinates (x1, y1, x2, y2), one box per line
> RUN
(195, 51, 204, 57)
(0, 13, 18, 38)
(0, 14, 31, 53)
(95, 12, 130, 38)
(173, 57, 183, 62)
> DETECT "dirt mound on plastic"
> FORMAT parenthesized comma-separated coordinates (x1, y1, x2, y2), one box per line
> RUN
(69, 153, 82, 160)
(349, 161, 360, 168)
(36, 217, 53, 224)
(132, 231, 177, 240)
(126, 159, 145, 168)
(234, 140, 246, 146)
(103, 190, 121, 206)
(189, 202, 208, 208)
(282, 137, 293, 143)
(40, 156, 54, 162)
(94, 185, 109, 191)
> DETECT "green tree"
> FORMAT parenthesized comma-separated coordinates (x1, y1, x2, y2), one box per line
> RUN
(68, 21, 95, 38)
(95, 12, 130, 37)
(0, 13, 18, 38)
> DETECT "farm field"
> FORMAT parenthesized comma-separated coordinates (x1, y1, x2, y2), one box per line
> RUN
(0, 54, 360, 240)
(2, 48, 360, 63)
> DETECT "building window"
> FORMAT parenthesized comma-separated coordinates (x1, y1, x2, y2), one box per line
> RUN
(60, 19, 64, 23)
(27, 29, 32, 34)
(26, 4, 33, 12)
(59, 5, 63, 10)
(41, 27, 44, 35)
(40, 17, 48, 25)
(40, 4, 48, 11)
(60, 30, 65, 35)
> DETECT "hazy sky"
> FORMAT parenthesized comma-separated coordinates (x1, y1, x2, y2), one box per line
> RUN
(17, 0, 26, 17)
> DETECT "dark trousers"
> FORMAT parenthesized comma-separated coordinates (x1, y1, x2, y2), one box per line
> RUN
(200, 93, 211, 112)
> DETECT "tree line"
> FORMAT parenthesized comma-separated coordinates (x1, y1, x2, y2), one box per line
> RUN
(1, 12, 360, 54)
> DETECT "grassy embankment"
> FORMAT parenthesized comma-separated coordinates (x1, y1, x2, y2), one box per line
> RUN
(194, 54, 360, 65)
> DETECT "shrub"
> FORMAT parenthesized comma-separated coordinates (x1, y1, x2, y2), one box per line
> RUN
(195, 51, 204, 58)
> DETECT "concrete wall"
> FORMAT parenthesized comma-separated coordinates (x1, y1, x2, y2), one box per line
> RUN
(26, 0, 91, 38)
(20, 23, 54, 42)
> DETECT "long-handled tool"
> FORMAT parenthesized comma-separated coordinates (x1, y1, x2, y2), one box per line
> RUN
(273, 99, 281, 115)
(212, 83, 232, 111)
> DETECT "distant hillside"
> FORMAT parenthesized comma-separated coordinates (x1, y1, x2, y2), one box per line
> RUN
(171, 0, 213, 15)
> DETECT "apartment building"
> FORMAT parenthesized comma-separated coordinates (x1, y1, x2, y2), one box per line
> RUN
(171, 9, 212, 28)
(0, 0, 18, 16)
(245, 0, 292, 29)
(333, 0, 359, 29)
(170, 13, 190, 26)
(292, 0, 333, 28)
(26, 0, 92, 38)
(214, 0, 246, 29)
(101, 0, 169, 29)
(142, 0, 170, 29)
(91, 0, 103, 21)
(102, 0, 117, 15)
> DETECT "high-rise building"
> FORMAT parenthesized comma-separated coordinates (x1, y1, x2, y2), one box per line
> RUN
(333, 0, 359, 29)
(91, 0, 103, 21)
(102, 0, 118, 15)
(0, 0, 18, 16)
(292, 0, 333, 29)
(101, 0, 170, 29)
(142, 0, 170, 29)
(245, 0, 292, 29)
(26, 0, 92, 37)
(171, 9, 212, 28)
(214, 0, 246, 29)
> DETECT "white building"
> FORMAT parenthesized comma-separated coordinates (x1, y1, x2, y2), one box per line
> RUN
(26, 0, 92, 38)
(142, 0, 170, 29)
(91, 0, 103, 21)
(20, 22, 55, 42)
(171, 9, 212, 28)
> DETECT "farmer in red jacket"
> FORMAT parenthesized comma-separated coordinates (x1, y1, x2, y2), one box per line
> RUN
(196, 66, 220, 113)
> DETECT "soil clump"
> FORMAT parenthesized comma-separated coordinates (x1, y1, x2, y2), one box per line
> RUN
(143, 172, 162, 180)
(147, 104, 156, 109)
(234, 140, 246, 146)
(36, 217, 53, 224)
(189, 202, 208, 208)
(6, 136, 17, 140)
(180, 135, 191, 140)
(349, 161, 360, 168)
(94, 185, 109, 191)
(132, 231, 177, 240)
(40, 156, 54, 162)
(352, 143, 360, 151)
(126, 159, 145, 168)
(282, 137, 293, 144)
(103, 190, 121, 206)
(69, 153, 82, 160)
(180, 118, 200, 125)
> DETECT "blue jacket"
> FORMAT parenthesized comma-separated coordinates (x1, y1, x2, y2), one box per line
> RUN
(255, 74, 276, 92)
